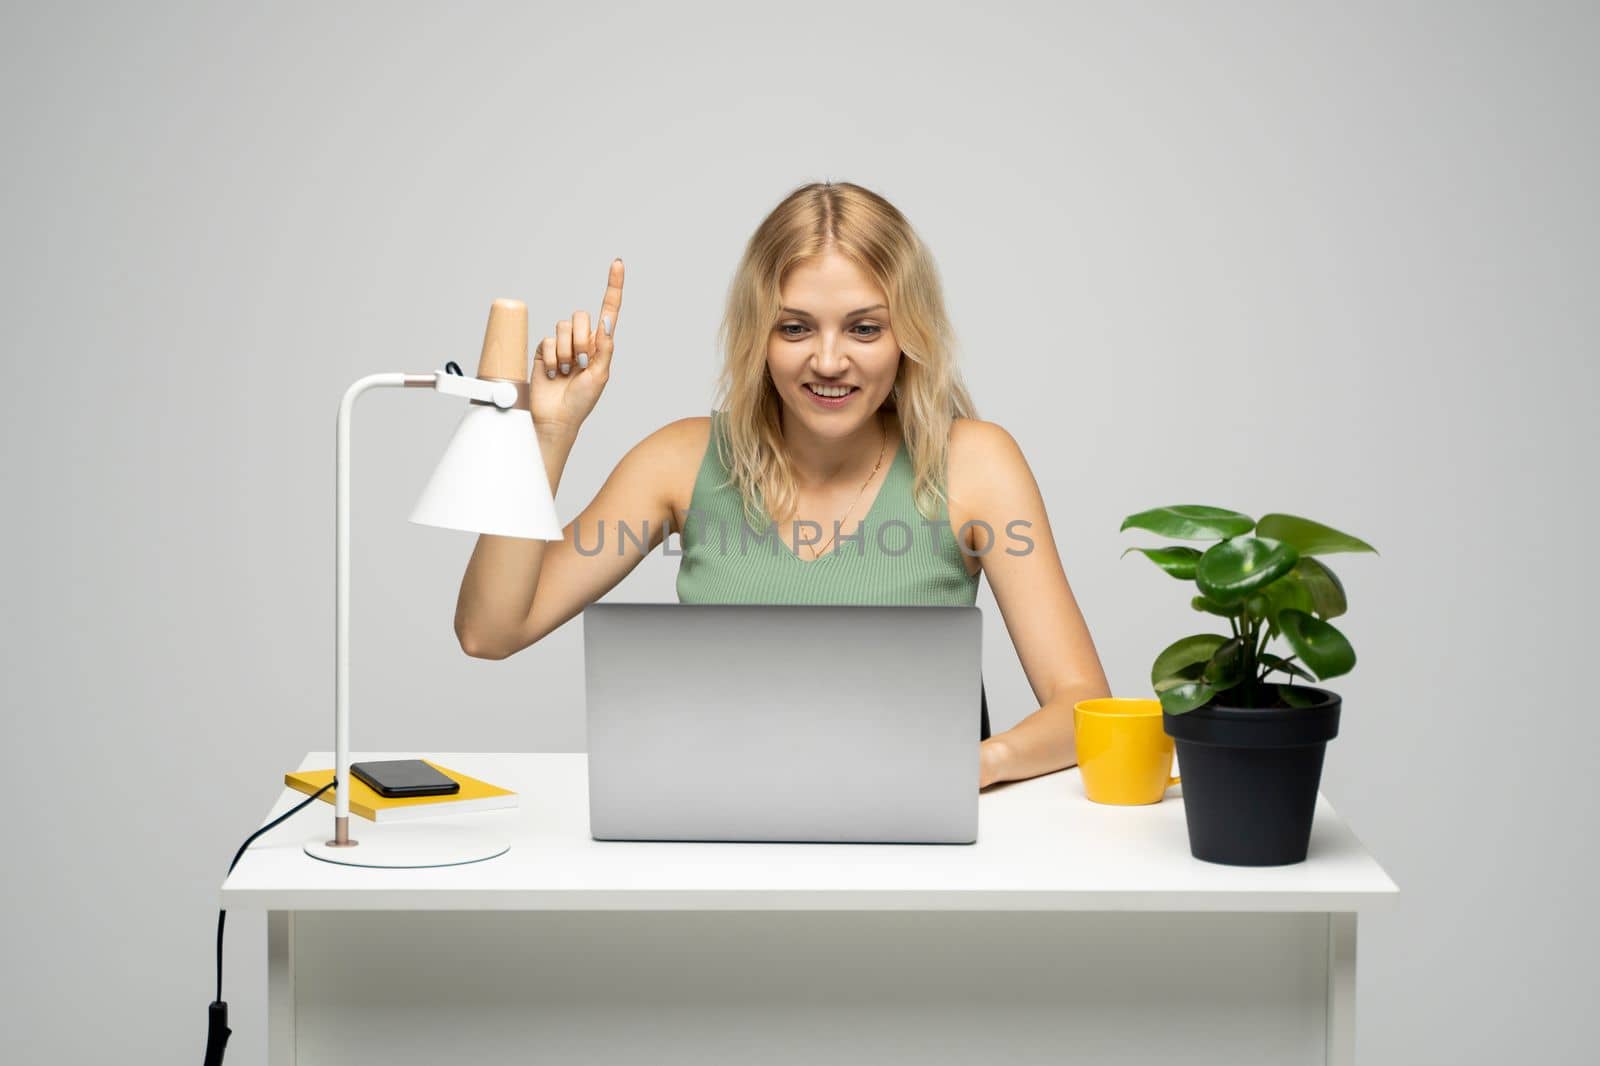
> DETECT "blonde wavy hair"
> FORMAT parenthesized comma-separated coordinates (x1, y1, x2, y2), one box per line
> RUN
(712, 181, 977, 531)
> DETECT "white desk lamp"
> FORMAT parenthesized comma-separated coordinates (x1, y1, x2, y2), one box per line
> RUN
(303, 299, 562, 869)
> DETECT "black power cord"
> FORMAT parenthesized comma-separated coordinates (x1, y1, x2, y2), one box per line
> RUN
(204, 778, 337, 1066)
(206, 366, 460, 1061)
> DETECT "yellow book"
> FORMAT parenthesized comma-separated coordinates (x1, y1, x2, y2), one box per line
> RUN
(284, 760, 517, 823)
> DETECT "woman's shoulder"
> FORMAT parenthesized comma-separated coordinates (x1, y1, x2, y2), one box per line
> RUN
(628, 415, 713, 473)
(948, 416, 1025, 471)
(655, 413, 714, 448)
(621, 416, 714, 523)
(946, 416, 1030, 516)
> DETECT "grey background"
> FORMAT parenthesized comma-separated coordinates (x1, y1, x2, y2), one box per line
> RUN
(2, 2, 1593, 1063)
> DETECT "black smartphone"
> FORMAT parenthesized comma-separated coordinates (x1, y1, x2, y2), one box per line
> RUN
(350, 759, 461, 798)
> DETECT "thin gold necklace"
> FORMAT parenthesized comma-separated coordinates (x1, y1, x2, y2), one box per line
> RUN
(807, 415, 888, 560)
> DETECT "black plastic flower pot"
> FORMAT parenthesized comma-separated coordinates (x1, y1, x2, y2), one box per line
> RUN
(1162, 685, 1341, 867)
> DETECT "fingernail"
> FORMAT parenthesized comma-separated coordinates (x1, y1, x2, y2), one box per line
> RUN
(560, 363, 570, 374)
(602, 315, 613, 336)
(547, 368, 556, 379)
(578, 353, 589, 369)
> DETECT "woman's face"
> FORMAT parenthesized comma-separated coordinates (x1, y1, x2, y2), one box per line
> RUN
(767, 251, 900, 437)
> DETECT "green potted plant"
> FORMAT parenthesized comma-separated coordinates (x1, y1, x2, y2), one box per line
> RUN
(1120, 506, 1377, 866)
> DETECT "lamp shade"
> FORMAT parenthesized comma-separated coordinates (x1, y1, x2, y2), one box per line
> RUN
(409, 403, 563, 540)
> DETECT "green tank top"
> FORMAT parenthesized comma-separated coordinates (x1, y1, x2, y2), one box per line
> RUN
(675, 410, 981, 606)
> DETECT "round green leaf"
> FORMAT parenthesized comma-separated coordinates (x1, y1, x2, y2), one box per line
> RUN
(1195, 536, 1300, 606)
(1158, 681, 1216, 715)
(1153, 667, 1202, 693)
(1150, 633, 1227, 687)
(1120, 545, 1202, 580)
(1191, 595, 1236, 618)
(1121, 506, 1255, 541)
(1292, 557, 1348, 619)
(1277, 609, 1356, 680)
(1276, 684, 1325, 708)
(1258, 572, 1313, 638)
(1255, 514, 1377, 557)
(1202, 636, 1248, 691)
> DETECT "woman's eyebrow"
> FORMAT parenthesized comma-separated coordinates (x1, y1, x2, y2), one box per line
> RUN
(780, 304, 887, 319)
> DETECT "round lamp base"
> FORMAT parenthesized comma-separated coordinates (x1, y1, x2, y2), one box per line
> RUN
(303, 822, 510, 868)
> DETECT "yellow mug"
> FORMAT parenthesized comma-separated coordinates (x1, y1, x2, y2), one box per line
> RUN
(1073, 697, 1181, 805)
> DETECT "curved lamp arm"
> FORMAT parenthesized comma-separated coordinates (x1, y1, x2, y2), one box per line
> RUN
(326, 297, 545, 848)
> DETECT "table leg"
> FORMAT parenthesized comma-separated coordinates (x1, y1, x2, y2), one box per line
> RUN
(1326, 912, 1357, 1066)
(268, 911, 296, 1066)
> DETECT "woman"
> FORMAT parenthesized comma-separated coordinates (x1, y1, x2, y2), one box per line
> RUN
(454, 181, 1110, 789)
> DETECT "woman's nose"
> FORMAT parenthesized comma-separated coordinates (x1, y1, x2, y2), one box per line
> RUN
(811, 338, 849, 375)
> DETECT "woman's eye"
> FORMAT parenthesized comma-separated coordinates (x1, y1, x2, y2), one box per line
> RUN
(776, 323, 882, 338)
(776, 323, 882, 339)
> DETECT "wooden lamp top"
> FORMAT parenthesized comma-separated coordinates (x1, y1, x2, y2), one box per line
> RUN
(477, 298, 528, 382)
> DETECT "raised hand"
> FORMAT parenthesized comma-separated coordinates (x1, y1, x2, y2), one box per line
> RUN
(531, 258, 624, 440)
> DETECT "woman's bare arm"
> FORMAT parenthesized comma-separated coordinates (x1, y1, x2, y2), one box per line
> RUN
(453, 257, 693, 660)
(453, 425, 580, 659)
(454, 417, 705, 659)
(949, 419, 1113, 787)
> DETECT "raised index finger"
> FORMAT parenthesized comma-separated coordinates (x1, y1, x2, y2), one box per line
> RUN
(598, 258, 624, 336)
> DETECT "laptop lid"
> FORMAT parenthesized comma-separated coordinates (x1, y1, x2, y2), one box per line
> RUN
(582, 603, 983, 844)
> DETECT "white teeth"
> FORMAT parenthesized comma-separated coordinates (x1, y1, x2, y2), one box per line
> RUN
(807, 384, 853, 398)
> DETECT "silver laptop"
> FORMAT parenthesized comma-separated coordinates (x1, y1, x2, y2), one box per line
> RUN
(582, 603, 983, 844)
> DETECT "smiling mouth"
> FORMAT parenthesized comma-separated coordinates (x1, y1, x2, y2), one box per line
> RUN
(804, 384, 858, 398)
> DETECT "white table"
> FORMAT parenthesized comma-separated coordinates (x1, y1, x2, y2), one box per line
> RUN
(222, 752, 1398, 1066)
